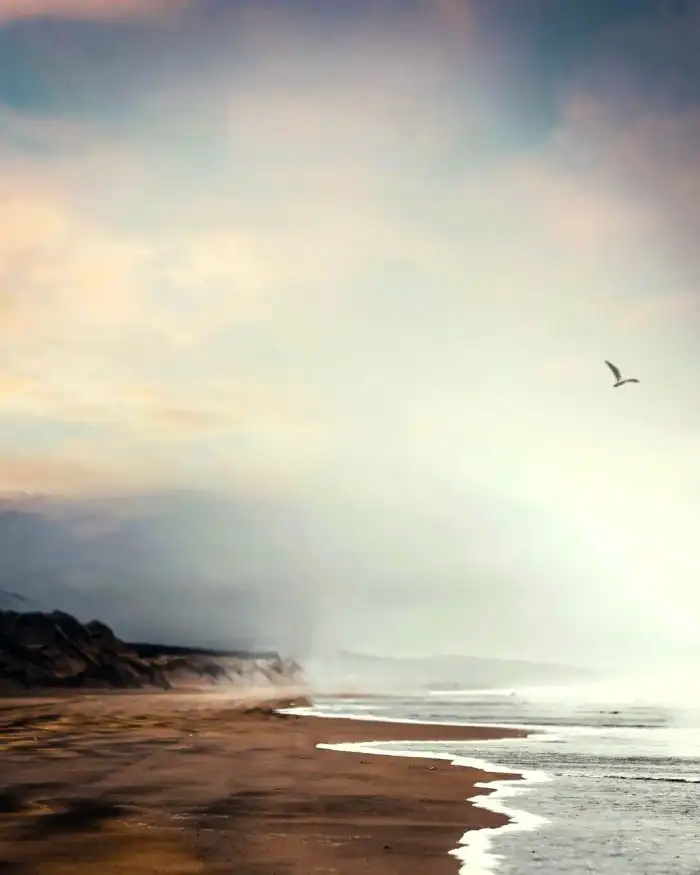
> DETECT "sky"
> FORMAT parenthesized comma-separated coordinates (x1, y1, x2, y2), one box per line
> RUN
(1, 0, 700, 669)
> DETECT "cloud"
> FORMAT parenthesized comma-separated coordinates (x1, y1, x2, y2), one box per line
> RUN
(2, 2, 700, 664)
(0, 375, 36, 398)
(0, 454, 114, 492)
(0, 191, 149, 364)
(2, 13, 692, 493)
(0, 0, 192, 25)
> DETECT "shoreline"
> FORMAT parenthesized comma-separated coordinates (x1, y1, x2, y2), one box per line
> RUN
(316, 733, 549, 874)
(0, 692, 540, 875)
(299, 707, 549, 874)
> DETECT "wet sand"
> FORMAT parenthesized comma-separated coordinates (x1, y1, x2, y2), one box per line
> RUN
(0, 693, 527, 874)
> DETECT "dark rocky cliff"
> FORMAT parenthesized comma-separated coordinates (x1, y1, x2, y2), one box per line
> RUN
(0, 609, 306, 694)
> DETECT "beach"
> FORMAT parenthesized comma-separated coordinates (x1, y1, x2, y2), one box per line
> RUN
(0, 692, 525, 875)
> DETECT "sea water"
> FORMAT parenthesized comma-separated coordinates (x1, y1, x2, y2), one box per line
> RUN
(291, 680, 700, 874)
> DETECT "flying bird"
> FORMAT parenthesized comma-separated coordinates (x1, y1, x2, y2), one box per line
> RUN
(605, 360, 639, 388)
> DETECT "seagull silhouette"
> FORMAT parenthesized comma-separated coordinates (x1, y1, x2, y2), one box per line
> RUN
(605, 360, 639, 388)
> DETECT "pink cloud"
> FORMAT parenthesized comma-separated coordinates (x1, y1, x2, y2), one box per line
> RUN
(0, 453, 120, 493)
(0, 194, 148, 346)
(0, 0, 192, 24)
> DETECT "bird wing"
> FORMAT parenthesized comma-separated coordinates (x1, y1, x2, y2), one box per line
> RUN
(605, 360, 622, 381)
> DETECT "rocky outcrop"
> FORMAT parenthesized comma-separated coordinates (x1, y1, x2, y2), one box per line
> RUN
(0, 610, 170, 691)
(0, 609, 306, 695)
(141, 651, 307, 691)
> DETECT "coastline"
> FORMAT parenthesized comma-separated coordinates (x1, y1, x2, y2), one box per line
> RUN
(302, 707, 548, 874)
(0, 692, 537, 874)
(316, 734, 549, 874)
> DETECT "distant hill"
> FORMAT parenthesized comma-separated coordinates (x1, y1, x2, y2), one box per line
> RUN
(306, 650, 598, 694)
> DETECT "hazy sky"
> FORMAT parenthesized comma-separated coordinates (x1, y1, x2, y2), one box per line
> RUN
(2, 0, 700, 668)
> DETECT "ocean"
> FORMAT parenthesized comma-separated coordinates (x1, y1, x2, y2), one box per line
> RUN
(290, 678, 700, 874)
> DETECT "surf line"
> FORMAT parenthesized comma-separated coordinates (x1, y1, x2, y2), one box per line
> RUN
(317, 739, 550, 875)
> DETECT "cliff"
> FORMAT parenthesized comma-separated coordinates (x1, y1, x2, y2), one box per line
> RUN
(0, 609, 307, 695)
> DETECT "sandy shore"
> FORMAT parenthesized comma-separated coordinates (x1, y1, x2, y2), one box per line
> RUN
(0, 692, 528, 874)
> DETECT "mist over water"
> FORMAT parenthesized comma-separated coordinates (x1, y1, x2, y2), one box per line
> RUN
(306, 674, 700, 733)
(432, 673, 700, 717)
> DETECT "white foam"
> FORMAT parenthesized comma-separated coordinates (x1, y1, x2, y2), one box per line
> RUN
(317, 738, 549, 875)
